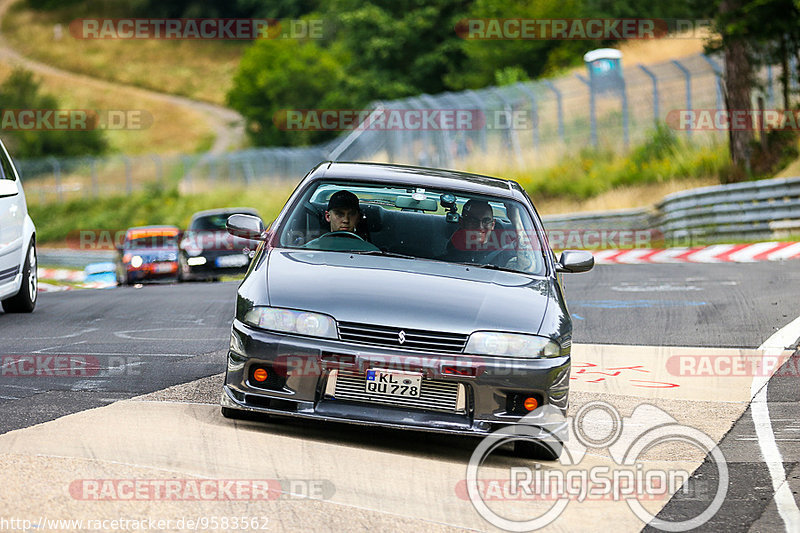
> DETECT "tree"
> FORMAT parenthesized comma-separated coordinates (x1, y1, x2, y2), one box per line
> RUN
(227, 37, 350, 146)
(0, 68, 108, 158)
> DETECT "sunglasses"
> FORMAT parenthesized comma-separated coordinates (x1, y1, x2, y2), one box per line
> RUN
(463, 215, 494, 226)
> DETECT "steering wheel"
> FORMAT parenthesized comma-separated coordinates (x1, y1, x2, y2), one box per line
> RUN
(326, 231, 366, 241)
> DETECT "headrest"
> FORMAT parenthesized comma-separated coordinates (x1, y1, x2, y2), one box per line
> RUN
(360, 204, 384, 232)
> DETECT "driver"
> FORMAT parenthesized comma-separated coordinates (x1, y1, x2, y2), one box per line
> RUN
(325, 190, 360, 233)
(302, 190, 378, 251)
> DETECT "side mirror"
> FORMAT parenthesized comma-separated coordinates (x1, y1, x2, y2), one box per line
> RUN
(556, 250, 594, 273)
(227, 214, 265, 240)
(0, 179, 18, 198)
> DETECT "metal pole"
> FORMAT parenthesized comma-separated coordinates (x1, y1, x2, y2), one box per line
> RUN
(50, 157, 62, 203)
(124, 156, 132, 194)
(700, 54, 723, 111)
(671, 59, 693, 137)
(90, 157, 98, 198)
(638, 64, 660, 125)
(543, 80, 565, 143)
(575, 74, 597, 147)
(515, 82, 539, 151)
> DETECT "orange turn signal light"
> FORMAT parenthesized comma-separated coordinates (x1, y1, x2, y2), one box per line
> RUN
(253, 368, 269, 382)
(523, 397, 539, 411)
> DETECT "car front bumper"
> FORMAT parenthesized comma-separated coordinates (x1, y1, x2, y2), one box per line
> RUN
(222, 320, 570, 438)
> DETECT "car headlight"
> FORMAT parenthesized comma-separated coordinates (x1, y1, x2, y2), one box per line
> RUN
(243, 306, 337, 339)
(465, 332, 562, 358)
(130, 255, 143, 268)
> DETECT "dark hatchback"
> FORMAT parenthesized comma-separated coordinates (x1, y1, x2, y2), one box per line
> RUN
(220, 162, 593, 459)
(178, 208, 260, 281)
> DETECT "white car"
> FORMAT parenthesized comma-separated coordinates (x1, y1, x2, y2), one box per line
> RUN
(0, 138, 37, 313)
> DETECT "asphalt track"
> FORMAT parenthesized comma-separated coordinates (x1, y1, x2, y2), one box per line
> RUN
(0, 262, 799, 532)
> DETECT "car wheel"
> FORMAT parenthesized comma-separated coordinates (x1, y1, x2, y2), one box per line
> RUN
(177, 254, 188, 282)
(513, 438, 562, 461)
(221, 406, 269, 422)
(2, 240, 37, 313)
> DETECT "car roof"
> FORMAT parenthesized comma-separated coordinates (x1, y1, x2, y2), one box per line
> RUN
(190, 207, 259, 220)
(309, 162, 521, 198)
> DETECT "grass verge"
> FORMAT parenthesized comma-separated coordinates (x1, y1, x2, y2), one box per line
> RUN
(1, 0, 245, 106)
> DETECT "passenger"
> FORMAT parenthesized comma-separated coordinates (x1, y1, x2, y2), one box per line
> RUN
(442, 199, 513, 266)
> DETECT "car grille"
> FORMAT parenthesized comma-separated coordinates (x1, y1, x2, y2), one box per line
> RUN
(330, 372, 464, 413)
(337, 322, 468, 353)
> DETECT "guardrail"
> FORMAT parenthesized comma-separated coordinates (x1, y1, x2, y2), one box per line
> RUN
(542, 176, 800, 244)
(658, 176, 800, 241)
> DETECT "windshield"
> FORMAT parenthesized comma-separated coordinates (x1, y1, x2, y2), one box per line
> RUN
(125, 234, 179, 249)
(191, 213, 240, 231)
(277, 181, 548, 276)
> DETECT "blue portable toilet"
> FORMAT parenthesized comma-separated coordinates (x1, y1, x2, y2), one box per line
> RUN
(583, 48, 624, 93)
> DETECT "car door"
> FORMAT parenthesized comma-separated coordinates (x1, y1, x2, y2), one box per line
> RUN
(0, 142, 25, 279)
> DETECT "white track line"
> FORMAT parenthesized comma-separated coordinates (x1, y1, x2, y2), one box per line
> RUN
(751, 314, 800, 532)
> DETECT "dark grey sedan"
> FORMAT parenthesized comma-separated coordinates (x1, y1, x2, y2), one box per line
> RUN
(220, 162, 593, 459)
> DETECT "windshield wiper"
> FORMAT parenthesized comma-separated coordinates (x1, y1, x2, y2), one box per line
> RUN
(352, 250, 419, 260)
(450, 261, 524, 275)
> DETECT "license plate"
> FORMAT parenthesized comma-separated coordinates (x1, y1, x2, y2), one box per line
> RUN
(216, 254, 249, 268)
(153, 262, 175, 273)
(364, 370, 422, 398)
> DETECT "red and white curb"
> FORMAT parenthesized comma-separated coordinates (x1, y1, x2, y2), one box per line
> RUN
(592, 241, 800, 264)
(37, 268, 116, 290)
(37, 268, 85, 282)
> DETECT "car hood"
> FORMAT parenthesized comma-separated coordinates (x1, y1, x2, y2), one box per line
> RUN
(266, 250, 551, 336)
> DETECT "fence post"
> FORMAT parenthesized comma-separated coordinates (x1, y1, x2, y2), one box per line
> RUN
(543, 80, 565, 143)
(463, 90, 488, 154)
(49, 157, 62, 203)
(638, 64, 660, 126)
(124, 155, 132, 194)
(151, 154, 163, 186)
(90, 157, 98, 198)
(671, 58, 692, 137)
(575, 74, 597, 147)
(700, 54, 723, 111)
(515, 82, 539, 151)
(492, 88, 523, 166)
(182, 155, 192, 192)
